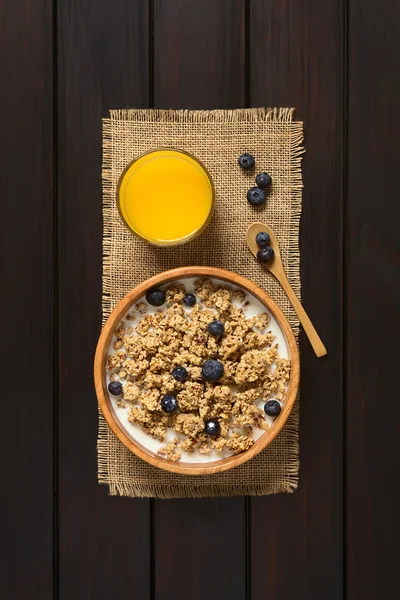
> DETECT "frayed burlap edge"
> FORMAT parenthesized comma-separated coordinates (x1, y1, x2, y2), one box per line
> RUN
(99, 107, 303, 498)
(109, 106, 296, 123)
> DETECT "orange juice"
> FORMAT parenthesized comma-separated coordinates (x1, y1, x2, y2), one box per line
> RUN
(117, 149, 214, 246)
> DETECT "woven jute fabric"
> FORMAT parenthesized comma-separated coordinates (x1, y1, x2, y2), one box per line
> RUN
(99, 108, 304, 498)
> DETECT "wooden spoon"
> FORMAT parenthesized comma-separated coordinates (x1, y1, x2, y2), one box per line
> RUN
(247, 222, 327, 358)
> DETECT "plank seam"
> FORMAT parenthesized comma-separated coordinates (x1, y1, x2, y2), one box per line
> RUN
(52, 0, 59, 597)
(343, 0, 349, 597)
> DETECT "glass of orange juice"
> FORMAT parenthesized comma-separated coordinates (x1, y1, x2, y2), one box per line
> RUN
(117, 149, 215, 246)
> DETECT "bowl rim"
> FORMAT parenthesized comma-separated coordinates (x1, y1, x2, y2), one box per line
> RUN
(116, 148, 215, 247)
(94, 266, 300, 475)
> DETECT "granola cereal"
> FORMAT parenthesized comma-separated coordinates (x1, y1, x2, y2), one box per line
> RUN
(106, 278, 291, 462)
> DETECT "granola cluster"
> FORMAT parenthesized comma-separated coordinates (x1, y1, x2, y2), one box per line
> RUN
(106, 279, 290, 461)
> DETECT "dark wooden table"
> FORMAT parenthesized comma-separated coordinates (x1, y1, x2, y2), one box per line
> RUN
(2, 1, 399, 598)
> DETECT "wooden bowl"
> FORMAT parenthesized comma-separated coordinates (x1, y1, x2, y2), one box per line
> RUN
(94, 266, 300, 475)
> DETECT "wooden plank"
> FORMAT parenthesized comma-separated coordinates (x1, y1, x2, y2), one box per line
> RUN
(154, 0, 246, 109)
(249, 1, 344, 598)
(347, 1, 400, 597)
(0, 1, 54, 598)
(153, 497, 247, 598)
(152, 2, 247, 599)
(57, 2, 151, 598)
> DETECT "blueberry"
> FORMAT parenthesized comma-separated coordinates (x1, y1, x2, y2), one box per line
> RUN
(205, 419, 221, 437)
(247, 186, 266, 206)
(257, 247, 275, 263)
(172, 365, 188, 382)
(238, 153, 255, 170)
(202, 359, 224, 382)
(183, 293, 196, 307)
(146, 287, 166, 307)
(108, 381, 123, 396)
(264, 399, 282, 417)
(207, 320, 225, 337)
(255, 172, 272, 189)
(161, 394, 179, 413)
(255, 231, 271, 248)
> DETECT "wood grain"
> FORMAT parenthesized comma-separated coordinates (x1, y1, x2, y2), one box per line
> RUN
(95, 266, 300, 474)
(57, 1, 151, 598)
(347, 0, 400, 597)
(154, 496, 247, 598)
(249, 1, 344, 598)
(153, 0, 246, 109)
(0, 1, 54, 598)
(152, 2, 248, 599)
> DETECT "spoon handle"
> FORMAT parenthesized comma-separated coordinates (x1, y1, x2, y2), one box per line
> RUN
(274, 268, 327, 358)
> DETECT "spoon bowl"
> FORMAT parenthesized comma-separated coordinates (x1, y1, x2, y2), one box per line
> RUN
(247, 222, 282, 278)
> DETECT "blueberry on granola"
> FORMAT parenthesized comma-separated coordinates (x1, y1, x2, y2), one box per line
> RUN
(161, 394, 179, 413)
(146, 287, 166, 307)
(205, 419, 221, 437)
(255, 172, 272, 189)
(202, 359, 224, 382)
(238, 153, 255, 170)
(207, 319, 225, 337)
(108, 381, 123, 396)
(264, 399, 282, 417)
(257, 247, 274, 263)
(247, 186, 266, 206)
(172, 365, 188, 382)
(183, 293, 196, 306)
(255, 231, 271, 248)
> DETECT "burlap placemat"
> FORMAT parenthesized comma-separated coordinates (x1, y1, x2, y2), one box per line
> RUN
(99, 108, 303, 498)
